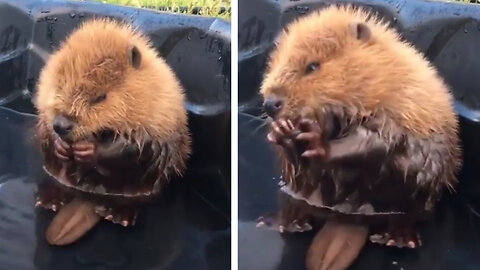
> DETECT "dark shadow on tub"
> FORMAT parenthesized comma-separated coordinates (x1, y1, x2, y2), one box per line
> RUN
(238, 112, 480, 270)
(0, 107, 230, 270)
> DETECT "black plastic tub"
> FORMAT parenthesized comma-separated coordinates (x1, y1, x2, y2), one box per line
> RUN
(239, 0, 480, 269)
(0, 0, 231, 269)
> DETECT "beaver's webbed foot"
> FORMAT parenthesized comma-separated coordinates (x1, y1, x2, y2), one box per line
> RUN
(256, 213, 312, 233)
(256, 193, 313, 233)
(94, 204, 138, 227)
(370, 225, 421, 248)
(35, 184, 72, 212)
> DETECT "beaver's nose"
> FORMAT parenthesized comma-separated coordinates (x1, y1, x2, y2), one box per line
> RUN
(263, 96, 284, 118)
(53, 115, 75, 140)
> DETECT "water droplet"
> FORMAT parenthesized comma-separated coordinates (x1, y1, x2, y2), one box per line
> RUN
(392, 261, 398, 265)
(40, 9, 50, 14)
(22, 89, 31, 98)
(294, 5, 309, 14)
(464, 29, 468, 33)
(187, 34, 191, 41)
(199, 33, 208, 39)
(79, 12, 85, 18)
(69, 12, 76, 18)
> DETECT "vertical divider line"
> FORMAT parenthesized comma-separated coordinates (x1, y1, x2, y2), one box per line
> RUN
(231, 0, 239, 269)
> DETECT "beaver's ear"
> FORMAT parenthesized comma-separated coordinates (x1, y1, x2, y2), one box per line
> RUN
(130, 45, 142, 68)
(350, 22, 371, 42)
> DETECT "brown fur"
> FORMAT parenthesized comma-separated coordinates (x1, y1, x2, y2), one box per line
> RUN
(261, 5, 461, 187)
(35, 18, 191, 175)
(262, 6, 457, 137)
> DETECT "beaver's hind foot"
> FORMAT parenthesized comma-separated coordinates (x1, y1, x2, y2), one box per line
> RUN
(370, 226, 421, 248)
(35, 184, 73, 212)
(94, 204, 138, 227)
(256, 213, 312, 233)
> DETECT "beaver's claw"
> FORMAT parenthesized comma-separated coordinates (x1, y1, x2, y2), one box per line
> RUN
(370, 227, 422, 248)
(295, 118, 327, 160)
(267, 118, 299, 163)
(72, 141, 97, 163)
(256, 214, 312, 233)
(35, 185, 72, 212)
(94, 205, 138, 227)
(54, 137, 72, 161)
(267, 119, 296, 146)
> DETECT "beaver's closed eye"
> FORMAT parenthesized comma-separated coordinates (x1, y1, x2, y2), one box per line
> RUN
(91, 93, 107, 104)
(305, 62, 320, 74)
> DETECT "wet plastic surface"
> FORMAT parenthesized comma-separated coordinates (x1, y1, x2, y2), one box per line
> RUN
(0, 104, 230, 270)
(238, 0, 480, 269)
(0, 0, 230, 269)
(239, 113, 480, 270)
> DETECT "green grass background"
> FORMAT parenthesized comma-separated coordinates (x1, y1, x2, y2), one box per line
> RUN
(88, 0, 231, 19)
(82, 0, 480, 21)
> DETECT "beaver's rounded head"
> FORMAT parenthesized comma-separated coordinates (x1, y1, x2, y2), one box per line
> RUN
(260, 5, 444, 129)
(35, 19, 188, 142)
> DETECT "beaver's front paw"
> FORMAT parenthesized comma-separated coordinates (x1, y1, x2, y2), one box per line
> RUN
(267, 118, 295, 146)
(54, 136, 72, 161)
(72, 141, 98, 163)
(295, 118, 328, 160)
(267, 118, 299, 162)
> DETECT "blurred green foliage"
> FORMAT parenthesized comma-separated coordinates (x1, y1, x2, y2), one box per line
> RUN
(88, 0, 231, 19)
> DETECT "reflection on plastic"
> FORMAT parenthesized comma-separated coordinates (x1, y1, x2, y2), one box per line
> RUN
(0, 107, 230, 270)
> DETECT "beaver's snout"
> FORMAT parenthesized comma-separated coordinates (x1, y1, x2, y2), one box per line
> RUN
(53, 115, 75, 141)
(264, 95, 284, 118)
